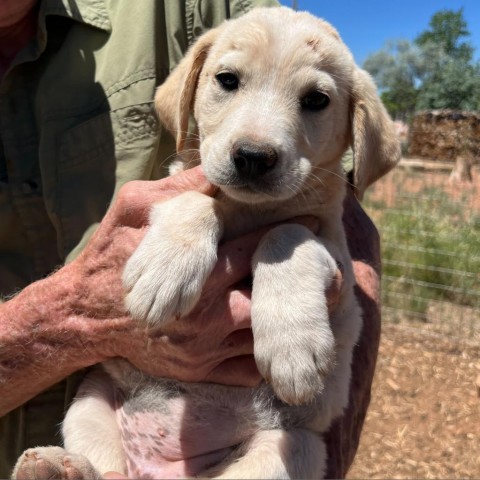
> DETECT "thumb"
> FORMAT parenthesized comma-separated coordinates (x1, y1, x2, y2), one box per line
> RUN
(110, 166, 218, 228)
(152, 165, 217, 197)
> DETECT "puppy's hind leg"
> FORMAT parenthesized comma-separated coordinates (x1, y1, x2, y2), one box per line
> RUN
(62, 368, 127, 475)
(12, 369, 123, 480)
(203, 429, 327, 479)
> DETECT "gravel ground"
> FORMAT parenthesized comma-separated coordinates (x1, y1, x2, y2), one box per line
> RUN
(348, 323, 480, 479)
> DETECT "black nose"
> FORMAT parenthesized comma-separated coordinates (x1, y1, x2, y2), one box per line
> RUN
(231, 141, 278, 179)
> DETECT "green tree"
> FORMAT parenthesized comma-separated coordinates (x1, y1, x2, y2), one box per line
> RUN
(415, 8, 473, 62)
(415, 9, 480, 110)
(363, 8, 480, 115)
(363, 40, 422, 119)
(416, 57, 480, 111)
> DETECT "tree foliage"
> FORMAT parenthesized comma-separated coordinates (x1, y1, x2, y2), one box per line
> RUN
(363, 40, 422, 119)
(363, 8, 480, 118)
(415, 9, 473, 61)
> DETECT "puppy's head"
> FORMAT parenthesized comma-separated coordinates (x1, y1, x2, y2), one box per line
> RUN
(156, 7, 400, 203)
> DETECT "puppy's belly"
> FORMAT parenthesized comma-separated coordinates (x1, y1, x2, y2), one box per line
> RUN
(116, 385, 257, 478)
(118, 404, 235, 477)
(112, 378, 317, 478)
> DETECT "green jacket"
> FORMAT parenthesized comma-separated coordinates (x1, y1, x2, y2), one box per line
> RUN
(0, 0, 278, 474)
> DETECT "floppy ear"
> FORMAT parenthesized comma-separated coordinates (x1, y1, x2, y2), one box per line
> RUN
(154, 27, 221, 153)
(350, 68, 401, 199)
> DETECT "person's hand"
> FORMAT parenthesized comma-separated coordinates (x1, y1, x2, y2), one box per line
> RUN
(0, 165, 344, 416)
(0, 167, 229, 414)
(64, 166, 256, 385)
(63, 166, 342, 387)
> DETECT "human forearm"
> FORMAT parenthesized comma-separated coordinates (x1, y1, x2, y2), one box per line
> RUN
(0, 168, 262, 416)
(0, 264, 115, 416)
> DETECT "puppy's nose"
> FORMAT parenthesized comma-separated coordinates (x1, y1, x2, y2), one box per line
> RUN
(232, 141, 278, 179)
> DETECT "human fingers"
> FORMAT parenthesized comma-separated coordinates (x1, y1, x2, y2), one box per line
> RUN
(219, 328, 254, 356)
(110, 166, 217, 228)
(205, 355, 261, 387)
(205, 273, 341, 389)
(222, 289, 252, 330)
(158, 165, 216, 196)
(165, 295, 254, 362)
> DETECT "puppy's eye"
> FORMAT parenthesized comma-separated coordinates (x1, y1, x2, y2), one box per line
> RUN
(301, 91, 330, 111)
(216, 72, 239, 91)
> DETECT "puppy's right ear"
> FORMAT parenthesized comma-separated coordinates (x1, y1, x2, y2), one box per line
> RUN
(155, 28, 221, 153)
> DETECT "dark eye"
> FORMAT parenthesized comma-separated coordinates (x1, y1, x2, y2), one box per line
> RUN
(301, 91, 330, 111)
(216, 72, 239, 91)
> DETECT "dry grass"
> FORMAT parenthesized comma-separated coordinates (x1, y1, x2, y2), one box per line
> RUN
(348, 323, 480, 479)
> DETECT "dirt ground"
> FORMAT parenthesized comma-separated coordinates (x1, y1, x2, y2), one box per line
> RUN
(347, 323, 480, 479)
(369, 161, 480, 213)
(346, 160, 479, 478)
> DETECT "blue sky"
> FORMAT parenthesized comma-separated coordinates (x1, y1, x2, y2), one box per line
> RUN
(279, 0, 480, 65)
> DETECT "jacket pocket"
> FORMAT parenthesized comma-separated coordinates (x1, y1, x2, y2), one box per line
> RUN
(56, 111, 116, 258)
(55, 103, 158, 259)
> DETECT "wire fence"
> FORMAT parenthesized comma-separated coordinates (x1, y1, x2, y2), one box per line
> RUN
(363, 160, 480, 342)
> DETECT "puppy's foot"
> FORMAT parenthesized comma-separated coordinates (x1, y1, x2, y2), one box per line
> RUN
(255, 329, 335, 405)
(252, 224, 339, 405)
(12, 447, 101, 480)
(123, 192, 221, 328)
(123, 241, 215, 327)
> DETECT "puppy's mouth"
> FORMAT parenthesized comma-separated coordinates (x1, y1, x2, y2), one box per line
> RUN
(220, 182, 276, 202)
(215, 177, 299, 204)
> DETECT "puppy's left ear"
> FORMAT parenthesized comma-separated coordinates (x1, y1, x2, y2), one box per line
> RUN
(155, 27, 222, 153)
(350, 68, 401, 199)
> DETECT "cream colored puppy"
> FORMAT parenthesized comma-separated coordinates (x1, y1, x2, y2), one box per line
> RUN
(13, 7, 400, 480)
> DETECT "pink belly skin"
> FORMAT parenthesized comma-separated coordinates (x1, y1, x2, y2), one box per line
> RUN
(117, 395, 250, 478)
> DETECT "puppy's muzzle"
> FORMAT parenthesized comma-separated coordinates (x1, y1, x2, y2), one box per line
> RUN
(232, 141, 278, 181)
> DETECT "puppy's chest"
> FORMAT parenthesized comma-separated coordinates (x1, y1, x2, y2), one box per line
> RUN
(217, 192, 337, 241)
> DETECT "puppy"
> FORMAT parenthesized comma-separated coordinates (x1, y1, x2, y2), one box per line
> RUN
(13, 7, 400, 480)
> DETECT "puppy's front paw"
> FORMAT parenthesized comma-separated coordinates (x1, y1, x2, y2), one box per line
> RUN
(12, 447, 101, 480)
(251, 224, 339, 405)
(123, 231, 217, 327)
(123, 193, 221, 328)
(255, 327, 335, 405)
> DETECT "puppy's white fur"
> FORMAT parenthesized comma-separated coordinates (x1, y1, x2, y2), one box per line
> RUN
(13, 7, 400, 480)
